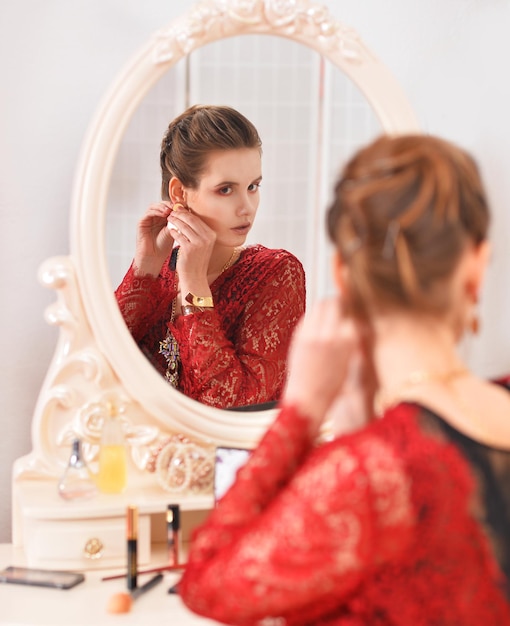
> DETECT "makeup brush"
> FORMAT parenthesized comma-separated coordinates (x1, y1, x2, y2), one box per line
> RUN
(106, 573, 164, 614)
(101, 563, 184, 582)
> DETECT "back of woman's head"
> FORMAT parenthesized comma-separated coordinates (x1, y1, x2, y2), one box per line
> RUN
(160, 104, 262, 199)
(326, 134, 490, 317)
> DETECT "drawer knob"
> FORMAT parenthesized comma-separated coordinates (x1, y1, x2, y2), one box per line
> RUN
(84, 537, 104, 559)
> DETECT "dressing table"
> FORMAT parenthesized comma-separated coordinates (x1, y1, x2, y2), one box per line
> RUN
(0, 544, 215, 625)
(10, 0, 420, 580)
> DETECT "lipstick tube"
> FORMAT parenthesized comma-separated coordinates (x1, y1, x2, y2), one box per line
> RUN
(126, 505, 138, 591)
(167, 504, 180, 566)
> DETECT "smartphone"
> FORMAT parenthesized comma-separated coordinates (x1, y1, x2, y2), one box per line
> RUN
(0, 566, 85, 590)
(214, 446, 251, 503)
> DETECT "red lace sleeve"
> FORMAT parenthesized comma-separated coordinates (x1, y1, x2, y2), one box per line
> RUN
(114, 261, 176, 342)
(179, 405, 415, 625)
(172, 250, 306, 407)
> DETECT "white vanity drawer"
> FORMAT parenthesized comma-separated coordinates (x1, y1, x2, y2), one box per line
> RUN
(23, 515, 151, 570)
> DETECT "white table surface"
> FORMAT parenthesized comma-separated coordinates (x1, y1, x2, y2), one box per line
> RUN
(0, 544, 218, 625)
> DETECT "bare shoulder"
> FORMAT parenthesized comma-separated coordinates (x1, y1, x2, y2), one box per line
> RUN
(404, 374, 510, 449)
(444, 375, 510, 448)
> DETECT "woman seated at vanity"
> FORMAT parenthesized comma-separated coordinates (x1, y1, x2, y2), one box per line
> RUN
(115, 104, 306, 409)
(179, 134, 510, 624)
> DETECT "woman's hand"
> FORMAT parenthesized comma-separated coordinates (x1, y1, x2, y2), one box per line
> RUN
(132, 202, 217, 286)
(323, 339, 377, 438)
(134, 202, 176, 276)
(283, 298, 373, 437)
(167, 205, 217, 295)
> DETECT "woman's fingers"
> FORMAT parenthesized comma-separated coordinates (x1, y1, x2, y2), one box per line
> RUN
(167, 211, 217, 276)
(138, 203, 173, 236)
(140, 201, 173, 224)
(166, 209, 214, 244)
(134, 202, 175, 273)
(166, 221, 182, 237)
(283, 298, 360, 429)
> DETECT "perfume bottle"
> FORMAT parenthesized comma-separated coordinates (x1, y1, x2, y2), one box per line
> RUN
(58, 438, 98, 501)
(97, 401, 128, 494)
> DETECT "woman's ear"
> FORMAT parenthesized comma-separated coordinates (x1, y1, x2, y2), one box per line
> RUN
(472, 239, 491, 290)
(463, 239, 491, 301)
(168, 177, 186, 204)
(476, 239, 491, 277)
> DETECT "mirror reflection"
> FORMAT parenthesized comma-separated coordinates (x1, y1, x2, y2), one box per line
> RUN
(106, 34, 382, 407)
(115, 104, 306, 409)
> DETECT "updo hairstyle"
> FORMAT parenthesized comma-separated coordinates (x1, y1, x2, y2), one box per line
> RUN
(326, 134, 490, 317)
(160, 104, 262, 200)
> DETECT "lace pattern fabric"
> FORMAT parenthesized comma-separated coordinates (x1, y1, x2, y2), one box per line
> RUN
(179, 391, 510, 625)
(115, 245, 306, 408)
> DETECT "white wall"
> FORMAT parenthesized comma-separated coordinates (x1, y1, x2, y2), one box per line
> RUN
(1, 0, 509, 542)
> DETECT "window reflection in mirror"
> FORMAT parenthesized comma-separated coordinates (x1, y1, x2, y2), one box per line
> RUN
(105, 34, 382, 407)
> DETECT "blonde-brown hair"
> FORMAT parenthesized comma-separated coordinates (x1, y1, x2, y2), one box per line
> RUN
(160, 104, 262, 199)
(326, 134, 490, 317)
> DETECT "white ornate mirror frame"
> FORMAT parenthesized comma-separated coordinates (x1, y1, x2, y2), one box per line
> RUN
(13, 0, 420, 522)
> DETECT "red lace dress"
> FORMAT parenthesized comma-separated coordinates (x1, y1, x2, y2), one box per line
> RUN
(179, 379, 510, 625)
(115, 245, 306, 408)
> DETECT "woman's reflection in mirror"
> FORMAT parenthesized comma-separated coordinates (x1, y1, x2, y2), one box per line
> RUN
(115, 105, 306, 408)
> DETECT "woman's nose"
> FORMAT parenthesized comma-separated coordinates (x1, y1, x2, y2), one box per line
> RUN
(237, 193, 258, 216)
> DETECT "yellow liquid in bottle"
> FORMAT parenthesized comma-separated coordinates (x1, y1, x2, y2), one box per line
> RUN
(97, 445, 127, 493)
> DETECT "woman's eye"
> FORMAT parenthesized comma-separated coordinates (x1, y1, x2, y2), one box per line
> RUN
(248, 183, 261, 192)
(219, 186, 232, 195)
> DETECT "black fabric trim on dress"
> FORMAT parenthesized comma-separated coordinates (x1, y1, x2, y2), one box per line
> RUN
(169, 246, 178, 271)
(417, 380, 510, 600)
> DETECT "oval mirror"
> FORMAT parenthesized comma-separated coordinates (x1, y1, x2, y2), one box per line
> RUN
(73, 0, 420, 448)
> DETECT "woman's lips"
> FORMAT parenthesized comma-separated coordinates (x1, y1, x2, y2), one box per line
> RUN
(232, 224, 251, 234)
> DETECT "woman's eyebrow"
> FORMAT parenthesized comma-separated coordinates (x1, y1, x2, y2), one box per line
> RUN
(214, 180, 237, 187)
(214, 175, 262, 187)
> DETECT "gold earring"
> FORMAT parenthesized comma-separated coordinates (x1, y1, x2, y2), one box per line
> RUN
(172, 202, 186, 211)
(469, 293, 480, 335)
(470, 308, 480, 335)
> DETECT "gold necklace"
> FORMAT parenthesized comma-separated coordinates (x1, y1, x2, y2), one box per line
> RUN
(207, 247, 241, 281)
(219, 247, 241, 275)
(375, 365, 470, 414)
